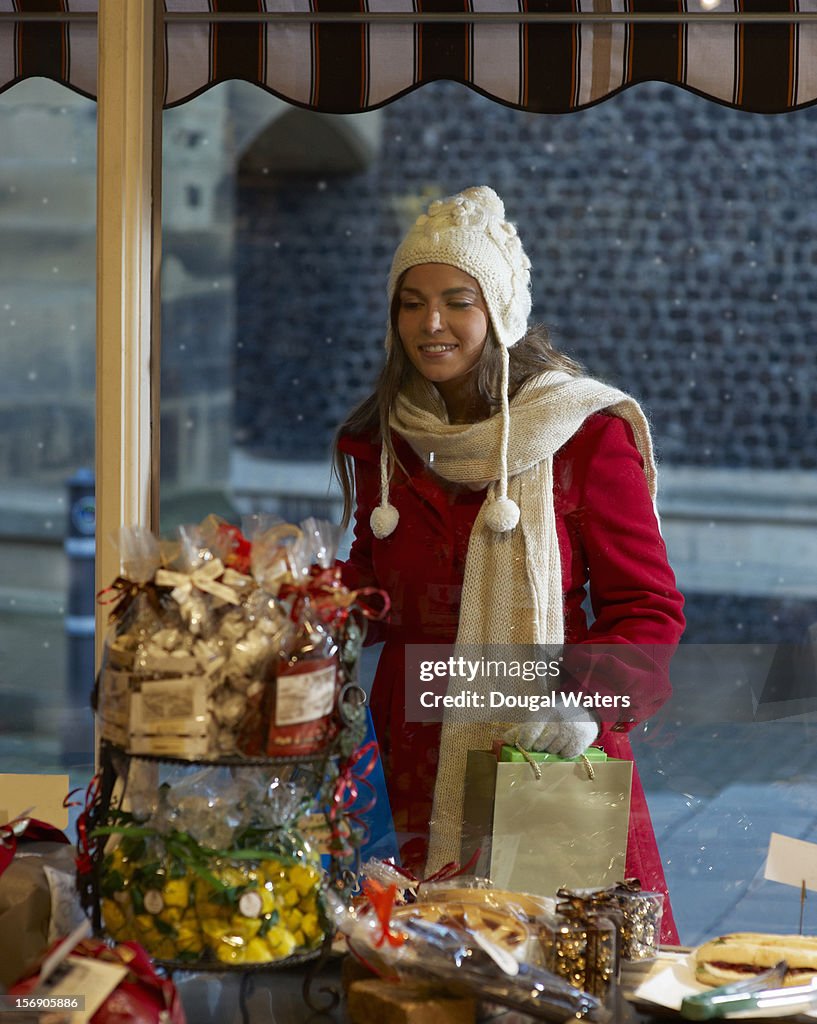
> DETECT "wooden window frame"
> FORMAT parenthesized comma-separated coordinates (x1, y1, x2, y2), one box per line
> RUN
(95, 0, 162, 668)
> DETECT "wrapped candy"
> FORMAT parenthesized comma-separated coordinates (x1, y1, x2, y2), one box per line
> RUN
(557, 882, 664, 963)
(99, 845, 325, 965)
(95, 516, 387, 762)
(263, 592, 341, 758)
(155, 523, 254, 639)
(537, 895, 618, 1002)
(95, 530, 180, 750)
(95, 766, 327, 966)
(241, 520, 357, 758)
(326, 883, 609, 1022)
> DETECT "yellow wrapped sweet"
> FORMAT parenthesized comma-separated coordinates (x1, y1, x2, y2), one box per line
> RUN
(158, 906, 183, 927)
(175, 917, 205, 956)
(133, 913, 166, 951)
(281, 886, 300, 908)
(201, 916, 233, 945)
(285, 907, 303, 931)
(261, 859, 286, 884)
(301, 912, 322, 943)
(225, 916, 262, 942)
(300, 892, 318, 915)
(257, 886, 277, 916)
(215, 941, 247, 965)
(265, 924, 298, 960)
(162, 878, 190, 908)
(244, 938, 275, 963)
(289, 864, 321, 898)
(101, 897, 129, 938)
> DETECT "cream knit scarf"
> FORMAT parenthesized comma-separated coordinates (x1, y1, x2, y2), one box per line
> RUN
(389, 370, 658, 873)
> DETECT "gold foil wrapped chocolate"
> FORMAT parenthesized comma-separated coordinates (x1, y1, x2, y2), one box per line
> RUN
(538, 896, 618, 1002)
(557, 881, 664, 962)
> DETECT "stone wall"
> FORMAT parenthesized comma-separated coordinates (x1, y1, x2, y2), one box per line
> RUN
(235, 79, 817, 470)
(233, 79, 817, 643)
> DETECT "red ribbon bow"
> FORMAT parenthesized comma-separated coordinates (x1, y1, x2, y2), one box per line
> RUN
(0, 813, 71, 878)
(96, 575, 167, 624)
(328, 740, 379, 858)
(362, 879, 406, 948)
(67, 774, 102, 877)
(381, 847, 482, 898)
(279, 568, 390, 630)
(216, 522, 252, 575)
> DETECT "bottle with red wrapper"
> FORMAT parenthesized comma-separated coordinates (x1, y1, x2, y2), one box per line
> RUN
(237, 518, 345, 758)
(265, 585, 341, 757)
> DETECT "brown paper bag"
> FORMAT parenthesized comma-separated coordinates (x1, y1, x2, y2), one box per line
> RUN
(0, 842, 78, 987)
(460, 750, 632, 897)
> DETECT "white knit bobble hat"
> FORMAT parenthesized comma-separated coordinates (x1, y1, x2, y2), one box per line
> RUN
(370, 186, 532, 540)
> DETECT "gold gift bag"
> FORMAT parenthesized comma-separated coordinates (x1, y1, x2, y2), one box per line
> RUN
(461, 748, 633, 897)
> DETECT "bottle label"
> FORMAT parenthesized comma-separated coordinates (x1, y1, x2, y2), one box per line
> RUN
(275, 660, 336, 726)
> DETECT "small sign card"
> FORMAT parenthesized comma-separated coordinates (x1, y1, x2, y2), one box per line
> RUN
(0, 774, 69, 829)
(765, 832, 817, 893)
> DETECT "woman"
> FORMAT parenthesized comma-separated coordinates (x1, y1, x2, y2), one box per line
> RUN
(333, 186, 685, 942)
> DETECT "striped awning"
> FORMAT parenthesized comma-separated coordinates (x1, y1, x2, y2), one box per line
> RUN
(1, 0, 817, 114)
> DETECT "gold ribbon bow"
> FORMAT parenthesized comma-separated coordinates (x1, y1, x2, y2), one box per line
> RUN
(155, 558, 249, 606)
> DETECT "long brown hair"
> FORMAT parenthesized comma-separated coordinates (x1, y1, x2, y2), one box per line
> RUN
(332, 287, 584, 527)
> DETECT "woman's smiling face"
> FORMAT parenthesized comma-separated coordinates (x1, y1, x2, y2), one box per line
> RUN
(397, 263, 490, 397)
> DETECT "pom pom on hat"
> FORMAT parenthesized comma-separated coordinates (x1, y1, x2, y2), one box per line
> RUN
(484, 496, 520, 533)
(370, 503, 399, 539)
(370, 442, 399, 538)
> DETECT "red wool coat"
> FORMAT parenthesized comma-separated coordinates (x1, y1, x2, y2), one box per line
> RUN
(339, 411, 685, 943)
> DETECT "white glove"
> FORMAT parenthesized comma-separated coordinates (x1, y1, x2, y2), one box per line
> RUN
(501, 705, 600, 758)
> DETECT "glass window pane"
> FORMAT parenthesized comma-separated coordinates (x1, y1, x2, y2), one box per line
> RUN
(160, 79, 817, 945)
(0, 80, 96, 818)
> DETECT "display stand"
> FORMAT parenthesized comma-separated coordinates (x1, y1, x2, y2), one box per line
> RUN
(83, 534, 380, 1021)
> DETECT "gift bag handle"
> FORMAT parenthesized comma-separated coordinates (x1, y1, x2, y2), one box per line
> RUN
(513, 742, 595, 781)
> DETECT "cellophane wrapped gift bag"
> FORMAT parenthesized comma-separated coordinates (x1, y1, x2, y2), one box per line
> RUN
(95, 516, 382, 763)
(96, 765, 325, 966)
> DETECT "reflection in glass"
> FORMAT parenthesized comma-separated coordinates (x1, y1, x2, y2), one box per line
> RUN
(0, 79, 96, 802)
(158, 79, 817, 944)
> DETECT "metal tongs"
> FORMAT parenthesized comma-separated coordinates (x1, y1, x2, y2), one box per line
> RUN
(681, 960, 817, 1020)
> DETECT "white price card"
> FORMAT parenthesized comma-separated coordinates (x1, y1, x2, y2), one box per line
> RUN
(765, 832, 817, 893)
(38, 956, 127, 1023)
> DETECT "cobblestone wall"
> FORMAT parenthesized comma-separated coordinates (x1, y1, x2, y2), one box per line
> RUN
(235, 79, 817, 469)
